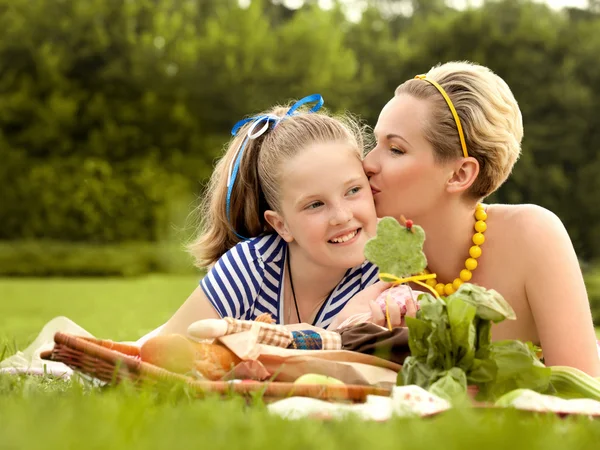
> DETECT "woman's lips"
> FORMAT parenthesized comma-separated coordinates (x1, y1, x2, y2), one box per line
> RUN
(370, 186, 381, 195)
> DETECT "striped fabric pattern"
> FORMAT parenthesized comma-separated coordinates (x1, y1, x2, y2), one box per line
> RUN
(200, 234, 379, 329)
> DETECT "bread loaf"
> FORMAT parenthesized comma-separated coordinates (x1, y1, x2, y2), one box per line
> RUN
(140, 334, 240, 380)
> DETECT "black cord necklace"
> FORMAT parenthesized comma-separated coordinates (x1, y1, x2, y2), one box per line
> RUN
(286, 249, 337, 326)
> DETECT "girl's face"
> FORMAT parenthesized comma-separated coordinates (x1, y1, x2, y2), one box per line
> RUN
(270, 141, 377, 270)
(363, 94, 453, 222)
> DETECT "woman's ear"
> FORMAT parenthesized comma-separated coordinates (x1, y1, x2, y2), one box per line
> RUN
(264, 210, 294, 242)
(446, 157, 479, 194)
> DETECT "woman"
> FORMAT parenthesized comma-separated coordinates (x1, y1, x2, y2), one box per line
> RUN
(338, 61, 599, 376)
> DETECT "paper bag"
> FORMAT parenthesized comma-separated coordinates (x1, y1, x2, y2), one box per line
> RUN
(217, 327, 401, 388)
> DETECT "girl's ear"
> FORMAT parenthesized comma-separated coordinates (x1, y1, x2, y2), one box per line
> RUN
(264, 210, 294, 242)
(446, 157, 479, 194)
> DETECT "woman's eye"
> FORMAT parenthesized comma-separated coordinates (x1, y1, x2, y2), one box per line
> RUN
(390, 146, 405, 155)
(347, 186, 362, 195)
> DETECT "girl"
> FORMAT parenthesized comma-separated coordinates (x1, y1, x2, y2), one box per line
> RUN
(342, 61, 599, 375)
(159, 95, 381, 334)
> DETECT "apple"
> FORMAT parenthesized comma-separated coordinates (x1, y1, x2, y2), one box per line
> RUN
(293, 373, 346, 386)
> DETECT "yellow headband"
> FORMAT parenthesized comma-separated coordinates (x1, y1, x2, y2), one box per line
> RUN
(415, 74, 469, 159)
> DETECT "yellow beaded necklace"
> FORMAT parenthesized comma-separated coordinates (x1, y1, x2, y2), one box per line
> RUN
(383, 74, 486, 300)
(423, 203, 487, 296)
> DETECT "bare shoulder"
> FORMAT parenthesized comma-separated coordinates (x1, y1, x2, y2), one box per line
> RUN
(488, 203, 566, 238)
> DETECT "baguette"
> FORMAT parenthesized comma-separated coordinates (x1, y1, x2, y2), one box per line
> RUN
(140, 334, 240, 380)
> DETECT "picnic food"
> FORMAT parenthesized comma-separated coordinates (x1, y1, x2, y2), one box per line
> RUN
(546, 365, 600, 401)
(294, 374, 346, 386)
(140, 334, 240, 380)
(255, 313, 275, 324)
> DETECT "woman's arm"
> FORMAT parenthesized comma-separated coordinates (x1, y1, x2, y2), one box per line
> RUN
(159, 286, 221, 336)
(521, 205, 600, 376)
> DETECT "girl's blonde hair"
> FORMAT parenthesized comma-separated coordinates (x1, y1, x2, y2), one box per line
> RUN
(395, 61, 524, 199)
(188, 103, 366, 268)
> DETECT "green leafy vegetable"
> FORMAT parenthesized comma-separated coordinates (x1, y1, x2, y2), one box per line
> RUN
(450, 284, 517, 322)
(476, 340, 551, 400)
(446, 296, 477, 370)
(428, 368, 469, 404)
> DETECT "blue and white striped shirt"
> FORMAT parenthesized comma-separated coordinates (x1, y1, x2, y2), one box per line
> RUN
(200, 233, 379, 329)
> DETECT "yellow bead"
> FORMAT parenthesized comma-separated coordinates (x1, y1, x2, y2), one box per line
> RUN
(465, 258, 478, 271)
(472, 233, 485, 245)
(469, 245, 482, 259)
(476, 203, 485, 211)
(460, 269, 472, 282)
(426, 278, 437, 287)
(474, 220, 487, 233)
(475, 209, 487, 221)
(435, 283, 446, 295)
(444, 284, 455, 296)
(452, 278, 463, 290)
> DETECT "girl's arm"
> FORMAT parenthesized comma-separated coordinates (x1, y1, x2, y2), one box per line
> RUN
(521, 205, 600, 376)
(328, 281, 391, 330)
(159, 286, 221, 336)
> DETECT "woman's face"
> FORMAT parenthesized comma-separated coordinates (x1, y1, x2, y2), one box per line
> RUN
(363, 94, 453, 222)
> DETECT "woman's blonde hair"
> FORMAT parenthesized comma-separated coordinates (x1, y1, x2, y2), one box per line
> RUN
(395, 61, 524, 199)
(188, 103, 366, 268)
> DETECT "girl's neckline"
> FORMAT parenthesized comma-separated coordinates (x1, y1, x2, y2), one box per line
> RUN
(285, 248, 339, 326)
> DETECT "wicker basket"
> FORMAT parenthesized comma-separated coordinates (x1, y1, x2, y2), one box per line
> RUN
(41, 332, 392, 403)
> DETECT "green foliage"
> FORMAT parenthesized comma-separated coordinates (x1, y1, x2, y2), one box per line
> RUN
(0, 0, 599, 267)
(0, 240, 196, 277)
(585, 266, 600, 325)
(0, 155, 189, 243)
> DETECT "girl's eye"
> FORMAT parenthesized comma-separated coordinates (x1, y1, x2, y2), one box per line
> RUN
(347, 186, 362, 195)
(390, 146, 405, 155)
(306, 201, 323, 210)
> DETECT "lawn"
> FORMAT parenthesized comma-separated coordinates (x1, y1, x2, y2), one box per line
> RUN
(0, 274, 200, 350)
(1, 274, 600, 449)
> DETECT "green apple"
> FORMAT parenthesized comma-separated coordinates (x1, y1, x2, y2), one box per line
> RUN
(293, 373, 346, 386)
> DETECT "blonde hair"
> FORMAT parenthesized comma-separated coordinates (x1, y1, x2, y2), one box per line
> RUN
(188, 104, 366, 268)
(395, 61, 524, 199)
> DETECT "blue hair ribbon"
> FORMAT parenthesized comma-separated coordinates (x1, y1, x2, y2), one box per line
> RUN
(225, 94, 324, 240)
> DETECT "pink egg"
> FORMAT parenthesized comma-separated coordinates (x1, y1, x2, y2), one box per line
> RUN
(374, 285, 420, 315)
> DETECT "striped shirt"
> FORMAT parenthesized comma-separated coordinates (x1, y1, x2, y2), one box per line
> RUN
(200, 233, 379, 329)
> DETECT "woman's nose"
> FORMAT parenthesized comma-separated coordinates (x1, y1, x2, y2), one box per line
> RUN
(363, 149, 380, 177)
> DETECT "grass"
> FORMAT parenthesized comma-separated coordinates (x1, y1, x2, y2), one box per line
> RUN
(1, 274, 600, 449)
(1, 374, 600, 450)
(0, 274, 200, 350)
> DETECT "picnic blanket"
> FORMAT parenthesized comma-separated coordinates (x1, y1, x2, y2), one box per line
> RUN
(0, 316, 162, 378)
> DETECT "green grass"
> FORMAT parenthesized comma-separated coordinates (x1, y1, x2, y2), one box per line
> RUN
(2, 274, 600, 449)
(1, 375, 600, 450)
(0, 274, 200, 350)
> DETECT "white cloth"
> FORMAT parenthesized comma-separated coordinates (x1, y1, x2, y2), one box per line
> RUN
(267, 385, 451, 421)
(0, 316, 163, 378)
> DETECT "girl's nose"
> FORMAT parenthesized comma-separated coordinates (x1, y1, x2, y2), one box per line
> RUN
(329, 204, 352, 226)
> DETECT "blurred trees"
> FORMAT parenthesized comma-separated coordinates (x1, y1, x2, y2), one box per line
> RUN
(0, 0, 599, 268)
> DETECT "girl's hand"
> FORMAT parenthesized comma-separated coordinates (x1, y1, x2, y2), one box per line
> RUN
(368, 291, 418, 329)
